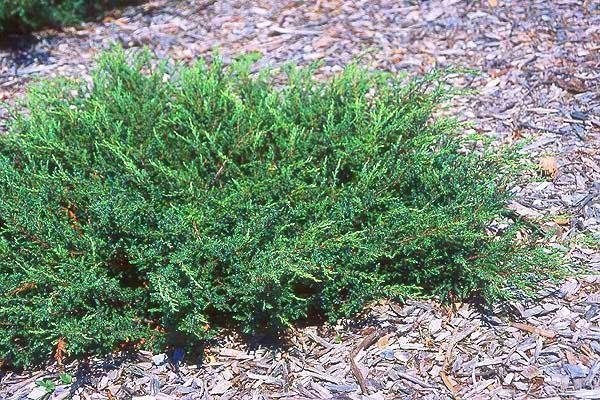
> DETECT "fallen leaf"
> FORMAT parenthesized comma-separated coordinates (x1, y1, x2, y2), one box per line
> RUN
(512, 322, 557, 339)
(11, 281, 37, 295)
(55, 337, 67, 371)
(377, 333, 393, 349)
(539, 156, 558, 179)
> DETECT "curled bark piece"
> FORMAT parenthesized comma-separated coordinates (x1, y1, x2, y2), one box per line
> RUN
(349, 328, 388, 395)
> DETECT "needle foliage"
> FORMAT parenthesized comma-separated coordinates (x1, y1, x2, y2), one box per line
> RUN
(0, 49, 557, 366)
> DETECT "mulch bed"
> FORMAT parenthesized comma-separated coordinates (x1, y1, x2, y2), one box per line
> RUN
(1, 0, 599, 398)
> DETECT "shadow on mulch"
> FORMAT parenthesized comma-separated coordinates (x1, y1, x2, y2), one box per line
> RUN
(0, 34, 54, 69)
(0, 293, 549, 389)
(0, 0, 146, 52)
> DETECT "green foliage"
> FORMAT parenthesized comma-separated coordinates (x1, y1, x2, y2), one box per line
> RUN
(35, 378, 56, 393)
(0, 48, 559, 366)
(0, 0, 134, 33)
(59, 373, 73, 384)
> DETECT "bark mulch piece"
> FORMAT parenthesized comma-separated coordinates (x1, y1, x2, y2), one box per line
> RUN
(1, 0, 599, 398)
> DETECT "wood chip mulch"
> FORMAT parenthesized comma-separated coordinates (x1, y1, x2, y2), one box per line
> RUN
(1, 0, 599, 399)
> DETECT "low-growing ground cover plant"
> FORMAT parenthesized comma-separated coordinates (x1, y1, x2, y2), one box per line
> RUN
(0, 48, 559, 366)
(0, 0, 135, 34)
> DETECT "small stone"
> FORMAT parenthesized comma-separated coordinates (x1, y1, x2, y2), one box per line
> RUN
(152, 353, 168, 366)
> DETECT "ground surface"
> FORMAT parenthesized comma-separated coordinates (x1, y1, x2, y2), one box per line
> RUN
(1, 0, 600, 399)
